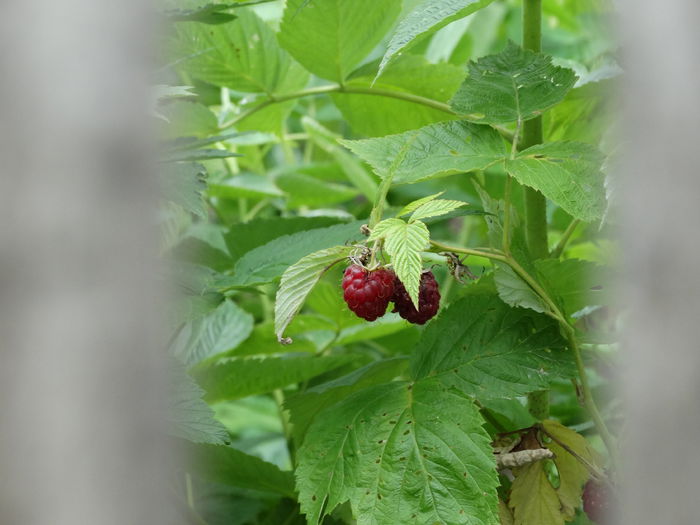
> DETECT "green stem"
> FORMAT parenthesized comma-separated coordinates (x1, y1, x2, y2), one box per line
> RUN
(368, 173, 394, 228)
(522, 0, 551, 420)
(551, 218, 580, 258)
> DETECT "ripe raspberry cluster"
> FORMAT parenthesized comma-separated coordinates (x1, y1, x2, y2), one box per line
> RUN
(342, 264, 440, 324)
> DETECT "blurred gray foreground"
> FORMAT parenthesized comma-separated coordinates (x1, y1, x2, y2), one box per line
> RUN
(619, 1, 700, 524)
(0, 0, 698, 524)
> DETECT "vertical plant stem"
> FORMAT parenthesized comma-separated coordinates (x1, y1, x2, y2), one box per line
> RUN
(368, 174, 393, 228)
(523, 0, 550, 420)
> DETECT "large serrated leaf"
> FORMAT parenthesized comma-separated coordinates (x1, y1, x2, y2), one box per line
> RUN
(377, 0, 497, 79)
(409, 198, 467, 222)
(274, 245, 353, 342)
(171, 8, 308, 94)
(506, 141, 607, 222)
(450, 41, 577, 124)
(194, 354, 356, 402)
(186, 443, 296, 497)
(279, 0, 401, 82)
(369, 219, 429, 308)
(509, 461, 565, 525)
(340, 120, 506, 184)
(231, 221, 364, 287)
(296, 378, 499, 525)
(171, 300, 254, 367)
(410, 291, 574, 398)
(167, 362, 230, 445)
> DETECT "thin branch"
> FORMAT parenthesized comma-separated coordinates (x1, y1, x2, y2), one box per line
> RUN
(551, 218, 581, 258)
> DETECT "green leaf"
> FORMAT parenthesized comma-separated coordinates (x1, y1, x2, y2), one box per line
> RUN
(494, 265, 549, 314)
(194, 354, 356, 402)
(506, 141, 606, 222)
(226, 320, 318, 357)
(332, 55, 464, 137)
(377, 0, 497, 79)
(450, 41, 577, 124)
(340, 120, 506, 184)
(278, 0, 401, 82)
(275, 245, 353, 342)
(161, 162, 207, 217)
(276, 173, 359, 209)
(167, 362, 230, 445)
(301, 117, 378, 201)
(369, 219, 429, 308)
(286, 357, 408, 446)
(509, 460, 565, 525)
(542, 420, 602, 519)
(162, 148, 242, 162)
(535, 259, 609, 318)
(208, 173, 284, 201)
(397, 192, 444, 217)
(296, 379, 499, 525)
(410, 291, 574, 398)
(409, 198, 467, 222)
(172, 8, 309, 94)
(231, 221, 364, 287)
(171, 223, 233, 272)
(171, 300, 254, 367)
(186, 443, 295, 497)
(160, 101, 219, 139)
(223, 216, 343, 264)
(499, 500, 515, 525)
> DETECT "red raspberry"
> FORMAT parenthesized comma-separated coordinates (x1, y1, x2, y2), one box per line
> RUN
(392, 271, 440, 325)
(342, 265, 395, 321)
(582, 480, 612, 524)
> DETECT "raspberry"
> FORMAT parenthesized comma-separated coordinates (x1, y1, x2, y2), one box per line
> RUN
(342, 264, 395, 321)
(582, 480, 612, 524)
(392, 271, 440, 325)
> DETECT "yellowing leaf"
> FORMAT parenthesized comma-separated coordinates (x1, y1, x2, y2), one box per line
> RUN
(509, 461, 565, 525)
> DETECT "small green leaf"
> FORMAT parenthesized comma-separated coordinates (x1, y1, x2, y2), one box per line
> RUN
(494, 265, 549, 313)
(186, 443, 296, 497)
(340, 120, 506, 184)
(509, 460, 565, 525)
(397, 192, 444, 217)
(171, 300, 254, 367)
(409, 199, 467, 222)
(410, 291, 574, 398)
(450, 41, 577, 124)
(160, 162, 207, 218)
(296, 379, 499, 525)
(377, 0, 497, 79)
(275, 245, 353, 342)
(506, 141, 606, 222)
(369, 219, 429, 308)
(194, 354, 356, 402)
(279, 0, 401, 81)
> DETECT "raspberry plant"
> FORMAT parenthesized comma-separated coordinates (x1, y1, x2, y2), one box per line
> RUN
(162, 0, 620, 523)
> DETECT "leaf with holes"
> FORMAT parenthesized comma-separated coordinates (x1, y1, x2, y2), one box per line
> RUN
(410, 291, 574, 398)
(340, 121, 506, 184)
(296, 378, 499, 525)
(450, 41, 577, 124)
(275, 245, 353, 342)
(368, 219, 429, 308)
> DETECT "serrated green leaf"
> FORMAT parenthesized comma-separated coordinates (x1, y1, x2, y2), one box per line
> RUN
(296, 378, 499, 525)
(397, 192, 444, 217)
(332, 55, 464, 137)
(410, 291, 574, 398)
(341, 121, 506, 184)
(450, 41, 577, 124)
(509, 461, 565, 525)
(286, 357, 408, 446)
(160, 101, 219, 140)
(186, 443, 295, 497)
(409, 198, 467, 222)
(231, 221, 364, 286)
(171, 300, 254, 367)
(167, 361, 230, 445)
(279, 0, 401, 82)
(194, 354, 355, 402)
(171, 8, 308, 94)
(369, 219, 429, 308)
(535, 259, 609, 318)
(494, 264, 549, 313)
(275, 245, 353, 342)
(506, 141, 606, 222)
(377, 0, 497, 79)
(161, 162, 207, 217)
